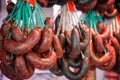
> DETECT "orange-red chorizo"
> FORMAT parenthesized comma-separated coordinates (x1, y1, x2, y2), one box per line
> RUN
(14, 55, 35, 79)
(4, 27, 42, 55)
(52, 35, 63, 58)
(25, 50, 57, 70)
(36, 27, 53, 54)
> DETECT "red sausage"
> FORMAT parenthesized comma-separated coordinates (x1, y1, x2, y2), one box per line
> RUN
(36, 27, 53, 54)
(4, 27, 42, 55)
(11, 25, 26, 42)
(14, 55, 35, 79)
(52, 35, 63, 58)
(25, 50, 57, 70)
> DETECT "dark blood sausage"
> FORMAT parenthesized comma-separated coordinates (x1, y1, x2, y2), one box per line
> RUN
(93, 34, 104, 53)
(100, 26, 110, 40)
(0, 62, 22, 80)
(80, 26, 90, 50)
(1, 22, 11, 37)
(11, 25, 26, 42)
(99, 43, 116, 70)
(25, 50, 57, 70)
(65, 31, 71, 46)
(36, 27, 53, 54)
(4, 27, 42, 55)
(58, 33, 66, 49)
(52, 35, 63, 58)
(62, 56, 88, 80)
(50, 59, 63, 76)
(89, 40, 111, 65)
(14, 55, 35, 79)
(110, 37, 120, 55)
(113, 31, 120, 43)
(69, 28, 80, 59)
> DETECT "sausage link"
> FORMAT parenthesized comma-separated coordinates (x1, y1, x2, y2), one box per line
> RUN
(4, 27, 42, 55)
(14, 55, 35, 79)
(113, 31, 120, 43)
(25, 50, 57, 70)
(99, 43, 116, 70)
(89, 40, 112, 65)
(62, 56, 88, 80)
(52, 35, 63, 58)
(0, 61, 22, 80)
(11, 25, 26, 42)
(69, 28, 80, 59)
(58, 33, 66, 49)
(36, 27, 53, 54)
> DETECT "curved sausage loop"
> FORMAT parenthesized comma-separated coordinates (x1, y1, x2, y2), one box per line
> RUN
(0, 62, 22, 80)
(69, 28, 80, 59)
(80, 26, 90, 50)
(58, 33, 66, 49)
(4, 27, 41, 55)
(14, 56, 35, 79)
(52, 35, 63, 58)
(99, 43, 116, 70)
(62, 56, 88, 80)
(89, 40, 112, 65)
(36, 27, 53, 54)
(25, 50, 57, 70)
(11, 25, 26, 42)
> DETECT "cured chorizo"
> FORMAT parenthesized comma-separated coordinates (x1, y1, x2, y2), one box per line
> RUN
(97, 22, 104, 34)
(80, 26, 90, 50)
(44, 17, 54, 30)
(11, 25, 26, 42)
(52, 35, 63, 58)
(36, 27, 53, 54)
(99, 43, 116, 70)
(14, 55, 35, 79)
(58, 33, 66, 49)
(0, 61, 22, 80)
(25, 50, 57, 70)
(89, 40, 111, 65)
(4, 27, 42, 55)
(93, 34, 104, 53)
(62, 56, 88, 80)
(69, 28, 80, 59)
(100, 26, 110, 40)
(1, 22, 11, 37)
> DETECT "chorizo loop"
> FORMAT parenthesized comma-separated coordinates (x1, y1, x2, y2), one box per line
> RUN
(89, 40, 111, 65)
(4, 27, 42, 55)
(25, 50, 57, 70)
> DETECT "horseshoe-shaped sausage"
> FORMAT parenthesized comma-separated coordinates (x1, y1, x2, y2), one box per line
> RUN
(4, 27, 41, 55)
(25, 50, 57, 70)
(99, 43, 116, 70)
(62, 56, 88, 80)
(36, 27, 53, 54)
(69, 28, 80, 59)
(52, 35, 63, 58)
(89, 40, 111, 65)
(11, 25, 26, 42)
(58, 33, 66, 49)
(14, 55, 35, 79)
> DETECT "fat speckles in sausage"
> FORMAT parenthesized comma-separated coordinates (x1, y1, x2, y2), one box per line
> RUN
(14, 55, 34, 79)
(4, 27, 42, 55)
(36, 27, 53, 54)
(11, 25, 26, 42)
(52, 35, 63, 58)
(25, 50, 57, 70)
